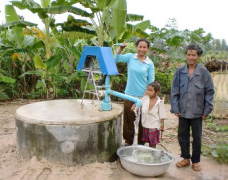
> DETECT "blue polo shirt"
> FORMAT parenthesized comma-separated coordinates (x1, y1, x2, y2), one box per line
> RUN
(115, 53, 155, 97)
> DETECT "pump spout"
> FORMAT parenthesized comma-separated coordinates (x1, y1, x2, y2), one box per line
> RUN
(100, 75, 141, 111)
(107, 90, 141, 107)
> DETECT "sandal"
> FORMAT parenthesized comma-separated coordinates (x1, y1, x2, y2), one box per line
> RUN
(176, 159, 190, 168)
(192, 163, 201, 171)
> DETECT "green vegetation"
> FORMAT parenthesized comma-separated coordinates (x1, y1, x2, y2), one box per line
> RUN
(0, 0, 228, 101)
(202, 116, 228, 164)
(202, 141, 228, 164)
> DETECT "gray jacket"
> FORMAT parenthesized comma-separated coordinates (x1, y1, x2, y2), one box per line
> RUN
(171, 64, 214, 118)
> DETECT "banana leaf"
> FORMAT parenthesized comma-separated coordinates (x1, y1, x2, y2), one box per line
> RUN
(66, 71, 85, 83)
(51, 0, 81, 6)
(46, 55, 62, 69)
(5, 5, 24, 47)
(111, 0, 127, 40)
(0, 75, 16, 83)
(10, 1, 48, 19)
(126, 14, 144, 22)
(126, 23, 149, 38)
(36, 79, 46, 89)
(63, 15, 92, 27)
(96, 0, 117, 9)
(135, 20, 151, 31)
(79, 1, 99, 12)
(19, 70, 42, 78)
(34, 54, 46, 70)
(41, 0, 51, 8)
(0, 47, 29, 53)
(49, 74, 65, 81)
(44, 6, 92, 17)
(65, 26, 96, 34)
(80, 76, 95, 92)
(0, 21, 37, 31)
(71, 46, 81, 59)
(32, 41, 45, 49)
(59, 24, 96, 38)
(57, 31, 95, 39)
(23, 36, 36, 47)
(11, 1, 93, 19)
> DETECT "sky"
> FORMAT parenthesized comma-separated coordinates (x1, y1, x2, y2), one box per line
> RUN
(0, 0, 228, 42)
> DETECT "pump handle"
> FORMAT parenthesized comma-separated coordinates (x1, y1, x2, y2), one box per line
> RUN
(115, 43, 124, 46)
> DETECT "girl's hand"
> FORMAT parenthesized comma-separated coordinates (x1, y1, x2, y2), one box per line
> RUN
(159, 125, 164, 131)
(160, 120, 164, 131)
(131, 103, 136, 112)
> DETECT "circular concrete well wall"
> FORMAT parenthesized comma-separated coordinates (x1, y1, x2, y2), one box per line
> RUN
(15, 99, 123, 166)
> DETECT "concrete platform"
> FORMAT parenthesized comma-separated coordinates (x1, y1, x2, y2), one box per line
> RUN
(15, 99, 123, 166)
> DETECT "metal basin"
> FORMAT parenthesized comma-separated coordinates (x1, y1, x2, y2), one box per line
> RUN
(117, 145, 174, 177)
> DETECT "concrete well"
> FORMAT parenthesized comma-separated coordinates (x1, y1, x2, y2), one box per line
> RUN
(15, 99, 123, 166)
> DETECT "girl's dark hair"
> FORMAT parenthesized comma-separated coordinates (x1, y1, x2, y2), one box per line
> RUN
(148, 81, 161, 92)
(185, 44, 203, 56)
(136, 38, 150, 48)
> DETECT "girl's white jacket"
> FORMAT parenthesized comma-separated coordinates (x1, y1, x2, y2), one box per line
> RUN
(141, 95, 167, 129)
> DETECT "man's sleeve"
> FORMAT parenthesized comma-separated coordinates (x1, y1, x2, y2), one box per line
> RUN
(170, 70, 180, 113)
(203, 71, 215, 116)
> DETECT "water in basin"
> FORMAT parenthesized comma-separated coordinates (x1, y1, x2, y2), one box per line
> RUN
(120, 146, 172, 164)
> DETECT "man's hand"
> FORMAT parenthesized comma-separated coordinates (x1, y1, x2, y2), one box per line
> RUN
(202, 115, 207, 120)
(175, 113, 180, 117)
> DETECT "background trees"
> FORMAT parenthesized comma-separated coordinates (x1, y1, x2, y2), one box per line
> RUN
(0, 0, 227, 100)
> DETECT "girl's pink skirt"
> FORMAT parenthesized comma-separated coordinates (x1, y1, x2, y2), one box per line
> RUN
(142, 128, 160, 146)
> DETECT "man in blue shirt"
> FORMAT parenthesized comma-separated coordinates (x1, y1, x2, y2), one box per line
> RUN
(171, 44, 214, 171)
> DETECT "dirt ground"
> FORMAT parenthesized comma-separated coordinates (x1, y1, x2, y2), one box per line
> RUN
(0, 100, 228, 180)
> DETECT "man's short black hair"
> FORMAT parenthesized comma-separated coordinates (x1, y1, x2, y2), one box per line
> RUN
(185, 44, 203, 56)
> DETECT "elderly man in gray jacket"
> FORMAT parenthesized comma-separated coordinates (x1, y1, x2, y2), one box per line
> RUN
(171, 44, 214, 171)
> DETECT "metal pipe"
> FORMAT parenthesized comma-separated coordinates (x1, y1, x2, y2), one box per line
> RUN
(104, 76, 141, 107)
(103, 75, 111, 103)
(107, 90, 141, 107)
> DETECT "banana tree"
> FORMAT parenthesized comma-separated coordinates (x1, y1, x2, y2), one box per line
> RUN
(0, 4, 40, 98)
(59, 0, 150, 46)
(11, 0, 93, 58)
(10, 0, 151, 58)
(57, 0, 151, 97)
(0, 71, 16, 100)
(9, 0, 95, 98)
(7, 0, 151, 98)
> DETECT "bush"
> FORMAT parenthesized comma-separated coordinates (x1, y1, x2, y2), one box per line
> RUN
(155, 71, 173, 95)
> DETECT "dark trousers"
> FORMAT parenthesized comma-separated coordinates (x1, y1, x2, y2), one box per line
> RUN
(123, 99, 143, 145)
(178, 117, 202, 163)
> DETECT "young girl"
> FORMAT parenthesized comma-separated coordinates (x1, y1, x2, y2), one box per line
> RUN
(131, 82, 166, 148)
